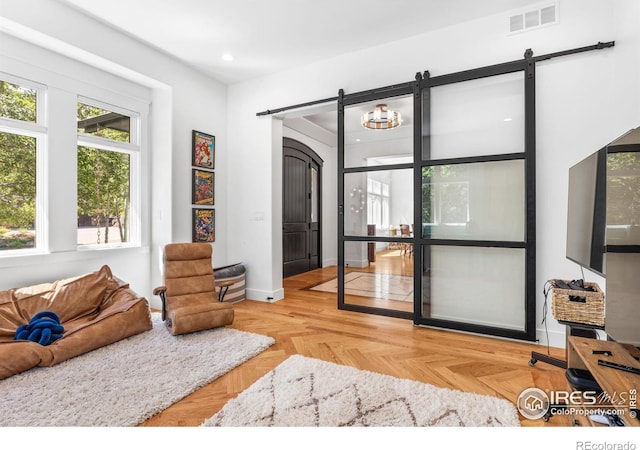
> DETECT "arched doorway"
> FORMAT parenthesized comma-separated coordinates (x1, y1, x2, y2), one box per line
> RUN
(282, 137, 323, 278)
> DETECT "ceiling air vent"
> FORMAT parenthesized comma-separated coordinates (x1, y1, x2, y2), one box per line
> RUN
(509, 3, 558, 34)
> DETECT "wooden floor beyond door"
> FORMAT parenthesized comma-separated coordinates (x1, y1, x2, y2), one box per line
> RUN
(141, 264, 570, 427)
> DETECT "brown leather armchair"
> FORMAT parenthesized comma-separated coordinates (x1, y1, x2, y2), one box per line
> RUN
(153, 243, 234, 336)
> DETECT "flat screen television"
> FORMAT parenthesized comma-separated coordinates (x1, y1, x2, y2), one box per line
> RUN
(565, 126, 640, 346)
(566, 148, 607, 276)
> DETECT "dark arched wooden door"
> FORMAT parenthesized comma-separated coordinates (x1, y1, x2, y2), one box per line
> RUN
(283, 138, 323, 278)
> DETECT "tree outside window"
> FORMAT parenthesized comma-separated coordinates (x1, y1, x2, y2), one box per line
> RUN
(0, 80, 39, 251)
(77, 102, 133, 246)
(1, 75, 143, 253)
(422, 165, 470, 227)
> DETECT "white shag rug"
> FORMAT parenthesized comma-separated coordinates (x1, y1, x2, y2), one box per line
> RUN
(0, 313, 274, 426)
(203, 355, 521, 427)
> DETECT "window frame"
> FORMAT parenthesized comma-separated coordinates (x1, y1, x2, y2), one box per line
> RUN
(0, 68, 148, 263)
(76, 96, 142, 250)
(0, 73, 48, 256)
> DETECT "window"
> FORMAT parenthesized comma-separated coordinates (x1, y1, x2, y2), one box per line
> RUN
(1, 46, 149, 265)
(367, 177, 390, 230)
(0, 80, 37, 122)
(422, 166, 470, 227)
(0, 76, 45, 253)
(78, 102, 130, 142)
(77, 99, 139, 247)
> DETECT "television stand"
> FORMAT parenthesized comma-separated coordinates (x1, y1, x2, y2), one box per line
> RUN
(529, 321, 600, 369)
(529, 351, 566, 369)
(567, 336, 640, 426)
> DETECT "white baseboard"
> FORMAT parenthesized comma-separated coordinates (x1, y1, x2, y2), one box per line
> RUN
(148, 297, 162, 311)
(246, 287, 284, 303)
(535, 327, 566, 349)
(345, 258, 369, 268)
(322, 258, 337, 267)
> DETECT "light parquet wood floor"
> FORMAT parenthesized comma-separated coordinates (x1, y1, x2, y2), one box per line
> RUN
(141, 264, 571, 427)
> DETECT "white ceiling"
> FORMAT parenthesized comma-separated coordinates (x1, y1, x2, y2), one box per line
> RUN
(59, 0, 542, 85)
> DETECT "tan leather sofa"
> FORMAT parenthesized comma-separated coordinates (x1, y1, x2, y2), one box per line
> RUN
(0, 265, 152, 380)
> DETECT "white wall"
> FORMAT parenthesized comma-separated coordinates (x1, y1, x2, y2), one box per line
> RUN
(0, 0, 228, 309)
(227, 0, 640, 346)
(389, 170, 413, 227)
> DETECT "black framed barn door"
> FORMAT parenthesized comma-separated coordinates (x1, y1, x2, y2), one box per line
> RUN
(337, 84, 416, 319)
(337, 58, 537, 341)
(255, 42, 612, 342)
(415, 60, 536, 342)
(283, 138, 323, 278)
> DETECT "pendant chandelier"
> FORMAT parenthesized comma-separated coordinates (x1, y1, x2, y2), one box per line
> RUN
(361, 104, 402, 130)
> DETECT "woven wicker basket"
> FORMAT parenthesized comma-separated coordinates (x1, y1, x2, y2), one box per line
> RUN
(551, 280, 604, 326)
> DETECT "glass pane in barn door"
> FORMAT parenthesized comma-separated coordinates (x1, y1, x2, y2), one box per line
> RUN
(343, 96, 413, 169)
(421, 160, 525, 242)
(339, 88, 415, 320)
(342, 168, 414, 315)
(425, 71, 524, 160)
(337, 240, 414, 314)
(417, 65, 534, 341)
(420, 245, 526, 331)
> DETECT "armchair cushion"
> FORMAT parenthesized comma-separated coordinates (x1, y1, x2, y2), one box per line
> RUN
(166, 302, 233, 336)
(156, 243, 234, 335)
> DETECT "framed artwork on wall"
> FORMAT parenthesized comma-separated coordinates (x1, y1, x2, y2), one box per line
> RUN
(192, 130, 215, 169)
(192, 208, 215, 242)
(192, 169, 214, 205)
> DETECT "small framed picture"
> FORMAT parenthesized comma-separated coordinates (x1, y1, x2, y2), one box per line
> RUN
(192, 169, 214, 205)
(192, 208, 215, 243)
(192, 130, 215, 169)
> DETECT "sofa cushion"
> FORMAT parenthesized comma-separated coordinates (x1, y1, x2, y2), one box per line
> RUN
(45, 299, 152, 367)
(0, 341, 52, 380)
(0, 290, 28, 340)
(11, 265, 119, 324)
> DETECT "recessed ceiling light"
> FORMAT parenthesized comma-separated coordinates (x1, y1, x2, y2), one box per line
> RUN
(356, 138, 361, 142)
(222, 53, 234, 62)
(503, 117, 513, 122)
